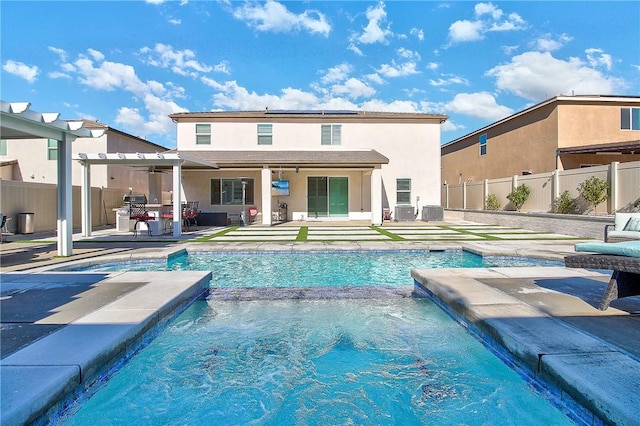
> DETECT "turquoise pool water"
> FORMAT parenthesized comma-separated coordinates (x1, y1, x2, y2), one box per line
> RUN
(62, 297, 574, 425)
(75, 250, 559, 287)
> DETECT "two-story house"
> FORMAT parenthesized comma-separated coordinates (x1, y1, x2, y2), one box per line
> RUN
(441, 95, 640, 186)
(169, 110, 447, 226)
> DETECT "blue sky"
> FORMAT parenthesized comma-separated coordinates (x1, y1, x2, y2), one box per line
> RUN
(2, 1, 639, 149)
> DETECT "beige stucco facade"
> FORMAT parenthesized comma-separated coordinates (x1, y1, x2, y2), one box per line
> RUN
(441, 95, 640, 185)
(171, 110, 447, 225)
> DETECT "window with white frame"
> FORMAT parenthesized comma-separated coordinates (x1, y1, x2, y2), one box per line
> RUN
(257, 124, 272, 145)
(621, 108, 640, 130)
(211, 178, 255, 205)
(196, 123, 211, 144)
(47, 139, 58, 160)
(479, 133, 487, 156)
(396, 178, 411, 204)
(321, 124, 341, 145)
(0, 139, 7, 156)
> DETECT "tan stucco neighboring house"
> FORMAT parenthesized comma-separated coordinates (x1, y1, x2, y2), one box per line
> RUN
(441, 95, 640, 185)
(169, 109, 447, 225)
(0, 120, 169, 193)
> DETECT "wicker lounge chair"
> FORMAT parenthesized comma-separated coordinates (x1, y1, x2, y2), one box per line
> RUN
(564, 241, 640, 310)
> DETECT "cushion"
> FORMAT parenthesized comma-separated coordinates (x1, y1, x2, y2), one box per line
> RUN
(623, 217, 640, 232)
(615, 213, 638, 230)
(575, 241, 640, 258)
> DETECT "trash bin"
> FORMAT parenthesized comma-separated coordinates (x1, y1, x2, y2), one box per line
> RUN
(17, 212, 34, 234)
(116, 208, 130, 233)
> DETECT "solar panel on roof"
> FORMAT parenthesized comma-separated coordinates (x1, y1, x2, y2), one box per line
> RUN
(266, 109, 358, 115)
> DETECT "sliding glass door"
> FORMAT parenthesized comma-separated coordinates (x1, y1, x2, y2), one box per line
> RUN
(307, 176, 348, 218)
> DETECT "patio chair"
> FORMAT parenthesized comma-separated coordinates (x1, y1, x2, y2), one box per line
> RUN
(129, 202, 154, 237)
(564, 241, 640, 310)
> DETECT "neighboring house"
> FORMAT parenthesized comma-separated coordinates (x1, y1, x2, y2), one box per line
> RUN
(441, 95, 640, 185)
(169, 110, 447, 225)
(0, 120, 169, 195)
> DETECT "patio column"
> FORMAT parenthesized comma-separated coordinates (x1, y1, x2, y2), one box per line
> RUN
(172, 162, 182, 237)
(57, 134, 73, 256)
(81, 161, 91, 237)
(261, 166, 272, 226)
(370, 168, 382, 225)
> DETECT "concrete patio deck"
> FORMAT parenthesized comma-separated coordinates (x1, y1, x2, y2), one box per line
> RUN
(1, 221, 639, 425)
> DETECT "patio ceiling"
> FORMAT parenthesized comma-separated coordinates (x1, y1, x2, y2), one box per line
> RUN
(169, 149, 389, 169)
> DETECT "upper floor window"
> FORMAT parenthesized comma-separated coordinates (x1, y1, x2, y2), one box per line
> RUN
(211, 178, 255, 205)
(479, 133, 487, 156)
(0, 139, 7, 156)
(47, 139, 58, 161)
(257, 124, 273, 145)
(396, 178, 411, 204)
(321, 124, 341, 145)
(621, 108, 640, 130)
(196, 124, 211, 144)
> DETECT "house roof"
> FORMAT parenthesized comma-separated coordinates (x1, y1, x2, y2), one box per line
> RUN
(169, 110, 447, 124)
(557, 140, 640, 155)
(169, 150, 389, 169)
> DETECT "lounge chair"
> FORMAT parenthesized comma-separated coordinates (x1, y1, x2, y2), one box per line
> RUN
(604, 212, 640, 242)
(564, 241, 640, 310)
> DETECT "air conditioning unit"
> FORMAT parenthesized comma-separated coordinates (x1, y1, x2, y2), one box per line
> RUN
(394, 205, 415, 221)
(422, 205, 444, 222)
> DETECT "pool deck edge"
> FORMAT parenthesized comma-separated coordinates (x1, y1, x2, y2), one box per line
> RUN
(0, 270, 211, 426)
(411, 267, 640, 426)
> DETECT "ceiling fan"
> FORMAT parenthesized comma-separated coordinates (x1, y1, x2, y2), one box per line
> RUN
(132, 166, 168, 174)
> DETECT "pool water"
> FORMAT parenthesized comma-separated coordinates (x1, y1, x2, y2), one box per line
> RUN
(77, 251, 559, 287)
(62, 297, 573, 425)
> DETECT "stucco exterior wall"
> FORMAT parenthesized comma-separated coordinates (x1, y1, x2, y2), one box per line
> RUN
(442, 97, 640, 186)
(176, 119, 442, 213)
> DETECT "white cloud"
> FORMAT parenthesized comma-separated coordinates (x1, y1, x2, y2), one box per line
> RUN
(168, 18, 181, 25)
(365, 73, 385, 85)
(213, 61, 231, 74)
(331, 77, 376, 99)
(87, 48, 105, 61)
(410, 28, 424, 41)
(397, 47, 421, 61)
(486, 51, 625, 101)
(448, 19, 484, 43)
(586, 48, 613, 71)
(2, 60, 39, 83)
(447, 3, 526, 45)
(361, 99, 418, 112)
(48, 71, 72, 80)
(429, 74, 469, 87)
(212, 80, 320, 110)
(321, 63, 352, 84)
(354, 2, 392, 45)
(232, 0, 330, 37)
(445, 92, 514, 121)
(140, 43, 213, 77)
(426, 62, 439, 71)
(532, 33, 572, 52)
(48, 46, 67, 62)
(376, 60, 420, 78)
(348, 43, 364, 56)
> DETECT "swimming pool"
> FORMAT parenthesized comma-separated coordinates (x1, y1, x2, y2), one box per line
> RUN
(61, 295, 574, 425)
(74, 250, 560, 287)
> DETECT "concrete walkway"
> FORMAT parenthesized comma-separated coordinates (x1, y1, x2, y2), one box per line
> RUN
(1, 221, 638, 425)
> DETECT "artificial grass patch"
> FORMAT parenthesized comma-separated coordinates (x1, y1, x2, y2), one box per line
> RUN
(195, 226, 240, 241)
(296, 226, 308, 241)
(370, 225, 405, 241)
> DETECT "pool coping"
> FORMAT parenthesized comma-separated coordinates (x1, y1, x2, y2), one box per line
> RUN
(411, 267, 640, 426)
(0, 270, 211, 425)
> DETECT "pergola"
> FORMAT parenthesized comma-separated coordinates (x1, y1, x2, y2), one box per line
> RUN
(72, 152, 217, 237)
(0, 101, 104, 256)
